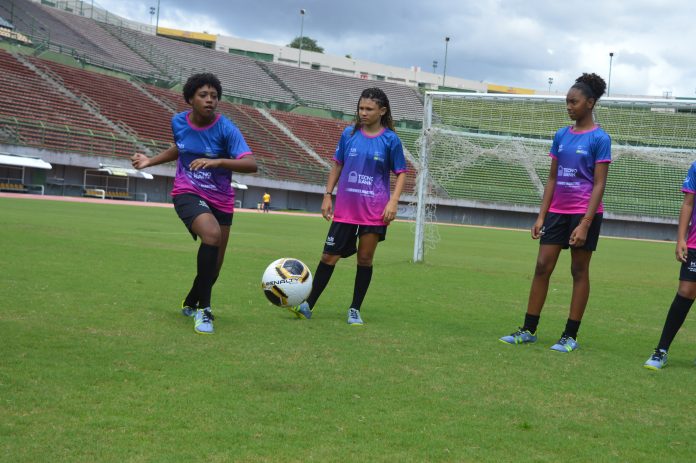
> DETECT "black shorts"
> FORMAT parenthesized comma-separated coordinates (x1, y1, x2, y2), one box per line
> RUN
(539, 212, 603, 251)
(323, 222, 387, 258)
(173, 193, 233, 240)
(679, 249, 696, 282)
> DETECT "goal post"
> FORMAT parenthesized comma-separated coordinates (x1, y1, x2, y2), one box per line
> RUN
(413, 91, 696, 263)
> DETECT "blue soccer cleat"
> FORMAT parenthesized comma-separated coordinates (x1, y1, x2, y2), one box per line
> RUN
(550, 335, 579, 352)
(194, 308, 214, 335)
(644, 349, 667, 370)
(288, 301, 312, 319)
(347, 308, 363, 326)
(181, 300, 197, 317)
(499, 328, 537, 345)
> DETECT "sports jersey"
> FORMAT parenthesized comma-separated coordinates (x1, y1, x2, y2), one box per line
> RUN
(170, 111, 251, 213)
(548, 125, 611, 214)
(333, 126, 407, 226)
(681, 161, 696, 248)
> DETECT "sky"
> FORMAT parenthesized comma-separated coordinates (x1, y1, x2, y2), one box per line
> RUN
(93, 0, 696, 98)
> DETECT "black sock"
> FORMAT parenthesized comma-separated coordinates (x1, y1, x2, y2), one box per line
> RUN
(657, 294, 695, 351)
(351, 265, 373, 310)
(563, 319, 581, 339)
(306, 261, 335, 309)
(183, 274, 219, 308)
(522, 313, 540, 333)
(196, 243, 219, 309)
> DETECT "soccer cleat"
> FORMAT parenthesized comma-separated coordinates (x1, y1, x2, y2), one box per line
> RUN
(194, 308, 214, 335)
(347, 308, 363, 326)
(550, 335, 579, 352)
(288, 301, 312, 319)
(499, 328, 537, 345)
(644, 349, 668, 370)
(181, 300, 197, 317)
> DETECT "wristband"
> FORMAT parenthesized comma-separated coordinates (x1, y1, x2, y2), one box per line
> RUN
(325, 192, 332, 196)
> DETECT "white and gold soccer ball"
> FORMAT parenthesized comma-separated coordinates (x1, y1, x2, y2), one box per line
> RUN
(261, 258, 313, 307)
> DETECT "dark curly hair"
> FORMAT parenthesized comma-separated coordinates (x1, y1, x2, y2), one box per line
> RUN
(352, 87, 395, 135)
(571, 73, 606, 105)
(182, 73, 222, 104)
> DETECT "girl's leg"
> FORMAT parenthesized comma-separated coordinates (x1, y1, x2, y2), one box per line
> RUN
(190, 213, 222, 310)
(655, 281, 696, 351)
(523, 244, 563, 333)
(183, 225, 229, 309)
(351, 233, 379, 311)
(561, 248, 594, 338)
(305, 252, 341, 309)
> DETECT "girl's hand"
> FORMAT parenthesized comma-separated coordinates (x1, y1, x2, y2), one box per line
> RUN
(382, 200, 398, 224)
(676, 240, 688, 263)
(189, 158, 218, 171)
(531, 217, 545, 240)
(569, 223, 589, 247)
(131, 153, 150, 169)
(321, 195, 333, 221)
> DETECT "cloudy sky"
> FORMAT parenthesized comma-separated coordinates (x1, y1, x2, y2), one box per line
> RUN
(94, 0, 696, 98)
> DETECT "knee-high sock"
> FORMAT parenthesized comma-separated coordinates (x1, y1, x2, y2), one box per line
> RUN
(196, 243, 219, 309)
(351, 265, 373, 310)
(184, 273, 219, 308)
(306, 261, 335, 309)
(657, 294, 695, 351)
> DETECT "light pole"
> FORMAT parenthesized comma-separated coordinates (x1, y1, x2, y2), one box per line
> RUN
(548, 76, 553, 93)
(298, 9, 306, 68)
(155, 0, 161, 34)
(442, 36, 450, 87)
(608, 52, 614, 96)
(432, 60, 438, 74)
(149, 6, 155, 25)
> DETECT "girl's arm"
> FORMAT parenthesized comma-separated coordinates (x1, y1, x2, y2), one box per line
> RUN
(569, 162, 609, 246)
(676, 193, 694, 263)
(189, 155, 258, 174)
(382, 172, 407, 224)
(532, 157, 558, 239)
(321, 163, 343, 221)
(131, 144, 178, 169)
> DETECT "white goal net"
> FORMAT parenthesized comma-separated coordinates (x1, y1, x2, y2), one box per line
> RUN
(413, 92, 696, 262)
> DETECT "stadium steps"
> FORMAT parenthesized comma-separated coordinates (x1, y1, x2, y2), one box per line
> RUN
(256, 62, 303, 106)
(15, 53, 155, 154)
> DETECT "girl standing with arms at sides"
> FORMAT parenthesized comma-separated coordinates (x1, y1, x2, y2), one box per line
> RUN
(499, 73, 611, 352)
(644, 163, 696, 370)
(292, 87, 407, 325)
(131, 73, 257, 335)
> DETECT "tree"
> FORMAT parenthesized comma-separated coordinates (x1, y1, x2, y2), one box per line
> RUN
(287, 36, 324, 53)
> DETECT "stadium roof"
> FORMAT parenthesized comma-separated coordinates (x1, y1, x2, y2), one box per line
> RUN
(0, 153, 52, 170)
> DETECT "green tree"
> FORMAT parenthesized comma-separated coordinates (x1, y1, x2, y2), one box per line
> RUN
(287, 36, 324, 53)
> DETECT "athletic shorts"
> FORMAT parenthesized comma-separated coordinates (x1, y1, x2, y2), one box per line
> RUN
(173, 193, 233, 240)
(323, 222, 387, 258)
(539, 212, 603, 251)
(679, 249, 696, 282)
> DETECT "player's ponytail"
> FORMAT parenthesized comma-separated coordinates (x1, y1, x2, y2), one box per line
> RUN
(572, 73, 606, 107)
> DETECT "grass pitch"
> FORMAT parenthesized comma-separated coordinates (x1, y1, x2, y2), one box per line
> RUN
(2, 197, 696, 462)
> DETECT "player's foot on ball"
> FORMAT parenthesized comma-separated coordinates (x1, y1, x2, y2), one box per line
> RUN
(644, 349, 667, 370)
(289, 301, 312, 319)
(181, 300, 197, 317)
(550, 334, 578, 352)
(347, 308, 363, 326)
(194, 307, 214, 334)
(499, 328, 537, 345)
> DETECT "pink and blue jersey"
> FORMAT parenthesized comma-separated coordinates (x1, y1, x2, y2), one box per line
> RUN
(333, 126, 407, 226)
(548, 125, 612, 214)
(170, 111, 251, 213)
(681, 161, 696, 248)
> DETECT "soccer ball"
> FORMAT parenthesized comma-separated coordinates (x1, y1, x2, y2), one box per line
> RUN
(261, 258, 313, 307)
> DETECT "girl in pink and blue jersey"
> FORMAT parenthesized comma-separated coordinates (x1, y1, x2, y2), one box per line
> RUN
(500, 73, 611, 352)
(291, 87, 408, 325)
(131, 73, 257, 335)
(643, 163, 696, 370)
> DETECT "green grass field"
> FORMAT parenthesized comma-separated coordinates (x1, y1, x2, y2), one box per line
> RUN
(2, 197, 696, 462)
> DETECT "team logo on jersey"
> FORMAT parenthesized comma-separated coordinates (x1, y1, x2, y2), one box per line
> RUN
(557, 165, 577, 177)
(575, 145, 588, 155)
(348, 148, 358, 157)
(558, 144, 564, 153)
(177, 142, 185, 150)
(373, 151, 384, 162)
(348, 171, 373, 186)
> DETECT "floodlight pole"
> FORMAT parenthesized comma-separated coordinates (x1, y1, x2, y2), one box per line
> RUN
(608, 52, 614, 96)
(548, 76, 553, 93)
(298, 9, 306, 68)
(155, 0, 161, 34)
(442, 37, 450, 87)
